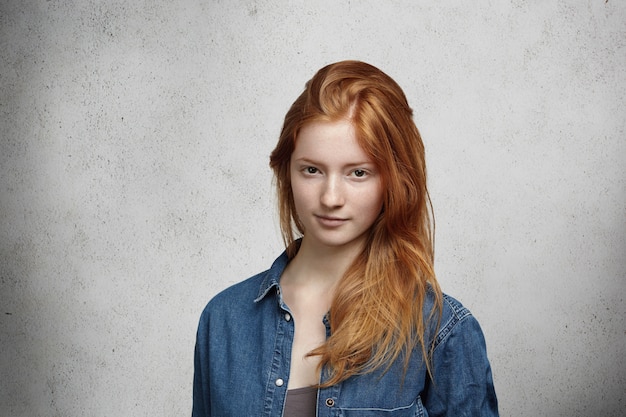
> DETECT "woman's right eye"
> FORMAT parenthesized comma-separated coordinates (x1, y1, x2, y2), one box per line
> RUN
(305, 167, 319, 174)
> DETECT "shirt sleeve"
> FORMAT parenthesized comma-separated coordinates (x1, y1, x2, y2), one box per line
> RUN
(192, 311, 211, 417)
(422, 314, 499, 417)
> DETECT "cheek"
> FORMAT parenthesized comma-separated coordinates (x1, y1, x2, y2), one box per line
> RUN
(371, 182, 385, 209)
(360, 185, 385, 220)
(371, 195, 385, 218)
(290, 178, 312, 211)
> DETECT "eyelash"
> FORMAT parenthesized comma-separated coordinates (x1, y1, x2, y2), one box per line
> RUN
(302, 167, 369, 178)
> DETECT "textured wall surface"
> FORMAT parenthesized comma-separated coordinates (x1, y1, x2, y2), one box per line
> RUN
(1, 1, 624, 416)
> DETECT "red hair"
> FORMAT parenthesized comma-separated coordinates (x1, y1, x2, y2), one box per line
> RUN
(269, 60, 442, 385)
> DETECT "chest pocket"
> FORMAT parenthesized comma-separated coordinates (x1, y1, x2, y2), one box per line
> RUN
(339, 396, 426, 417)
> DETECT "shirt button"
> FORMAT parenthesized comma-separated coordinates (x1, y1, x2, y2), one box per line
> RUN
(325, 398, 335, 407)
(275, 378, 284, 387)
(284, 313, 291, 322)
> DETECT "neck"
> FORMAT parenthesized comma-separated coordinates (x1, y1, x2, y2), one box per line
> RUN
(284, 237, 364, 288)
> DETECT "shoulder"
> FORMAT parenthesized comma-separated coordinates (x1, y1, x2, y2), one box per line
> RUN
(203, 273, 264, 312)
(432, 292, 485, 350)
(423, 293, 499, 414)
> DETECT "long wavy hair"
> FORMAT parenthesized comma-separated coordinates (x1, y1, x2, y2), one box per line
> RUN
(269, 60, 443, 386)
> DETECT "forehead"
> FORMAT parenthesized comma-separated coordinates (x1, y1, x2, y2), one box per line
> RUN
(292, 120, 372, 164)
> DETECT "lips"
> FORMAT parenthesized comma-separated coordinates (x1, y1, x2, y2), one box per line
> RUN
(315, 215, 348, 227)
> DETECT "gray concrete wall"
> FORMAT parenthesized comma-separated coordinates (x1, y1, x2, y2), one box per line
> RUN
(1, 1, 624, 416)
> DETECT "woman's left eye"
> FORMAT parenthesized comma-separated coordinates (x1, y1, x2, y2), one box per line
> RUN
(353, 169, 367, 178)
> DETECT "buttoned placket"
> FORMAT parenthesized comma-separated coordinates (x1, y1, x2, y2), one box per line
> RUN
(262, 286, 296, 416)
(316, 313, 341, 417)
(317, 374, 341, 417)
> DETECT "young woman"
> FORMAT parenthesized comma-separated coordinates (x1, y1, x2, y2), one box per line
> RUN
(192, 60, 498, 416)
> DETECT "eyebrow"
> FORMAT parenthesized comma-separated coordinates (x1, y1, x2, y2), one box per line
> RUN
(294, 157, 376, 168)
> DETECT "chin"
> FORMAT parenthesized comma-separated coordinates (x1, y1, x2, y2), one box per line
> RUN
(308, 234, 367, 251)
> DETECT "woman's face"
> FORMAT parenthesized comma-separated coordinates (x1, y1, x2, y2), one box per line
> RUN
(289, 119, 383, 253)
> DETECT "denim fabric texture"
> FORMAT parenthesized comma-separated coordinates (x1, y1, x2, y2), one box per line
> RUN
(192, 250, 499, 416)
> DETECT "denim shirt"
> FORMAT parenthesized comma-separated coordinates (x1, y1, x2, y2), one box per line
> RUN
(193, 251, 498, 416)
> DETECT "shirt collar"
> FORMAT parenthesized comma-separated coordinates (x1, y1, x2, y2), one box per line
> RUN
(254, 249, 290, 303)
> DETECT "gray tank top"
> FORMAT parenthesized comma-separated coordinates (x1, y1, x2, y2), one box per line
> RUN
(283, 386, 317, 417)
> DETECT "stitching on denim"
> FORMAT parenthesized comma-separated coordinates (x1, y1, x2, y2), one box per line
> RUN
(432, 294, 471, 350)
(340, 398, 416, 411)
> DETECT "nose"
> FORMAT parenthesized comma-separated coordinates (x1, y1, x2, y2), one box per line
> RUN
(320, 175, 345, 208)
